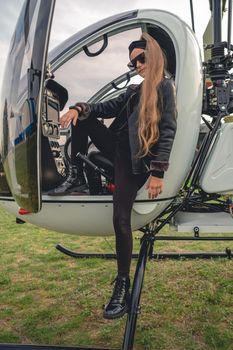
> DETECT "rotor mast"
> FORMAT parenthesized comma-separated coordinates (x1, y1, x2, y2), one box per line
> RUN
(212, 0, 222, 44)
(202, 0, 233, 118)
(208, 0, 228, 78)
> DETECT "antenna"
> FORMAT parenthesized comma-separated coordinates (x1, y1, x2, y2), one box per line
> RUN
(227, 0, 232, 51)
(189, 0, 195, 32)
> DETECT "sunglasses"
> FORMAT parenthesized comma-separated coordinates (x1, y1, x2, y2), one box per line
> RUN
(127, 52, 145, 71)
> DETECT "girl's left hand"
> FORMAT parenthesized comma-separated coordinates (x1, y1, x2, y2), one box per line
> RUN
(146, 176, 164, 199)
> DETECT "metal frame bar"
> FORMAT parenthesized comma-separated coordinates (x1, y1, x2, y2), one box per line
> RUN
(0, 346, 118, 350)
(122, 234, 152, 350)
(56, 247, 233, 260)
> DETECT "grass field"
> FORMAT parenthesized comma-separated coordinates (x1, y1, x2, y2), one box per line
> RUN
(0, 206, 233, 350)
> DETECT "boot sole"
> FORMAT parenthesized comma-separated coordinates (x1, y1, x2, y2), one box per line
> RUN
(103, 305, 129, 320)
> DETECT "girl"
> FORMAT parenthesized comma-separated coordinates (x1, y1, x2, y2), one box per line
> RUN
(49, 32, 177, 319)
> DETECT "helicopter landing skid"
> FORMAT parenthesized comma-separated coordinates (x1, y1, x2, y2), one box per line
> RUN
(56, 243, 233, 260)
(0, 346, 119, 350)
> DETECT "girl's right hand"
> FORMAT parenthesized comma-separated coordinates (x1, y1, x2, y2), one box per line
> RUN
(60, 107, 82, 128)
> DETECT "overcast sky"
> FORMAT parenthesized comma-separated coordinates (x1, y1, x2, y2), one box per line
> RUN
(0, 0, 229, 98)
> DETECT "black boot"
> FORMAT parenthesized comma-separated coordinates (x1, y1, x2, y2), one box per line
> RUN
(48, 165, 87, 196)
(103, 275, 130, 320)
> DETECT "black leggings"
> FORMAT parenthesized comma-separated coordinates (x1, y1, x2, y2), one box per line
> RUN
(71, 118, 146, 275)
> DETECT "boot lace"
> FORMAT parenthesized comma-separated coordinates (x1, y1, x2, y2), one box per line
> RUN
(110, 276, 129, 301)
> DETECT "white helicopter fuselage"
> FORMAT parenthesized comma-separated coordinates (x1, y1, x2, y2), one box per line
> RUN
(0, 9, 203, 235)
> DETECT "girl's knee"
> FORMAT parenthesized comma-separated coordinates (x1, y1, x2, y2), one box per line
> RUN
(113, 214, 130, 235)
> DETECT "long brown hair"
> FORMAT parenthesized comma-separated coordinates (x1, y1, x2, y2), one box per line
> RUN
(138, 33, 165, 157)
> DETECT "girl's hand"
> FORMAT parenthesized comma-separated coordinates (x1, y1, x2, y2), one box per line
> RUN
(60, 107, 82, 128)
(146, 176, 164, 199)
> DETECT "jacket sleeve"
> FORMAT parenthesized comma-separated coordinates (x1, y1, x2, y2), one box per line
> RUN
(73, 91, 128, 121)
(149, 78, 177, 178)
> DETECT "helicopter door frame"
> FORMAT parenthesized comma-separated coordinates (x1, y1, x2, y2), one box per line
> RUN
(0, 0, 56, 213)
(48, 18, 177, 199)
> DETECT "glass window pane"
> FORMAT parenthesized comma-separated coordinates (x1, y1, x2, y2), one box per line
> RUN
(53, 27, 142, 107)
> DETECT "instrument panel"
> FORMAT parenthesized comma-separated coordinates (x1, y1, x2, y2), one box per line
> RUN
(42, 81, 68, 180)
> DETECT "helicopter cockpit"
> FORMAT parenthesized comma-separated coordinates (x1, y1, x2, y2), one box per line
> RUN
(41, 23, 176, 195)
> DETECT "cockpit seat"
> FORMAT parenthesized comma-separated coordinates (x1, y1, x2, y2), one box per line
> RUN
(88, 151, 114, 175)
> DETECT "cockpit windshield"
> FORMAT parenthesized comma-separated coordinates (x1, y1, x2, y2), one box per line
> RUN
(53, 27, 143, 107)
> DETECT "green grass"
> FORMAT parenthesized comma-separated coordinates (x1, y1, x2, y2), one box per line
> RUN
(0, 206, 233, 349)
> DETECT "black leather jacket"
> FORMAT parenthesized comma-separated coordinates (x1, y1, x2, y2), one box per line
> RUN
(75, 77, 177, 178)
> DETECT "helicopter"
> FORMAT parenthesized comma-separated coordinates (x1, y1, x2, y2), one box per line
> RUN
(0, 0, 233, 349)
(0, 0, 204, 235)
